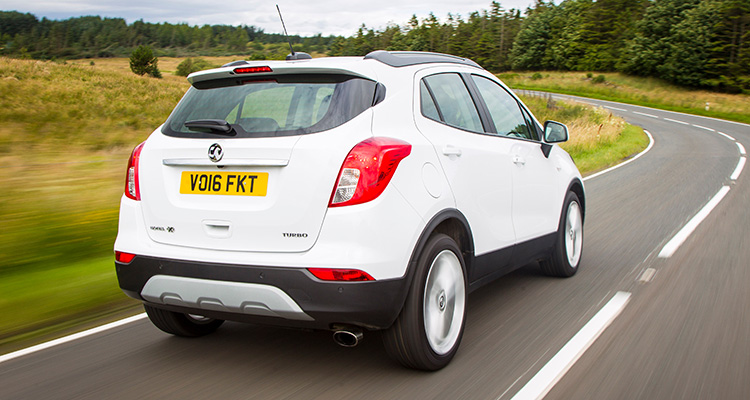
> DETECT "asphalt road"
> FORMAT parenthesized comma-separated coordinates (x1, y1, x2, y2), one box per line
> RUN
(1, 95, 748, 399)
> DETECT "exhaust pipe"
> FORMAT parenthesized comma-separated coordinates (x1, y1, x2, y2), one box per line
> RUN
(332, 326, 363, 347)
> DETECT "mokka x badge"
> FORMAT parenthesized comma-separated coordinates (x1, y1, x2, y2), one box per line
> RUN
(208, 143, 223, 163)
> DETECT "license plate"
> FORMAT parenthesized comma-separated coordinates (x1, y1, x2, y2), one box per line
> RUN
(179, 171, 269, 196)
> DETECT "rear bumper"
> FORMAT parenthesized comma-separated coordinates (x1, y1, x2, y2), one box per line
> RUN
(116, 255, 409, 330)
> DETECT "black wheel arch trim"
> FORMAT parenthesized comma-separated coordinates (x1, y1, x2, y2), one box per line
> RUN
(566, 178, 586, 223)
(401, 209, 476, 296)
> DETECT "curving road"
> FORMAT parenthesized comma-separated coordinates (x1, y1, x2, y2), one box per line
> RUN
(1, 95, 748, 399)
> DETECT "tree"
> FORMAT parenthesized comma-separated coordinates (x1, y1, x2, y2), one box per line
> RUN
(660, 1, 721, 87)
(510, 1, 557, 70)
(129, 45, 161, 78)
(176, 57, 216, 76)
(706, 0, 750, 91)
(0, 11, 38, 37)
(573, 0, 648, 71)
(620, 0, 701, 77)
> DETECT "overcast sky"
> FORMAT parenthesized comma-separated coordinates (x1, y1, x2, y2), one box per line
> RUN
(1, 0, 538, 36)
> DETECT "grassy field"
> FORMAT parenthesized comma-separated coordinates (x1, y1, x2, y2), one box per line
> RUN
(501, 71, 750, 124)
(0, 56, 648, 352)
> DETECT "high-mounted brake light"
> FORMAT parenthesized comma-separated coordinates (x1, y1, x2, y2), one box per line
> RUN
(125, 142, 145, 201)
(308, 268, 375, 282)
(115, 251, 136, 264)
(329, 137, 411, 207)
(233, 66, 273, 74)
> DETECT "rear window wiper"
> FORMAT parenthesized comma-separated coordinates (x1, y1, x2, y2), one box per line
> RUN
(184, 119, 237, 136)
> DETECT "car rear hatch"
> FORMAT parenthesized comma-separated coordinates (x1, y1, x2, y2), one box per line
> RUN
(137, 65, 379, 253)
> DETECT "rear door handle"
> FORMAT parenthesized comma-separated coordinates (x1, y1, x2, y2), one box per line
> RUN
(442, 146, 462, 157)
(513, 155, 526, 165)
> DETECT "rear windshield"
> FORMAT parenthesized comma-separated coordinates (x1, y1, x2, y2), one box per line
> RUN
(163, 74, 378, 138)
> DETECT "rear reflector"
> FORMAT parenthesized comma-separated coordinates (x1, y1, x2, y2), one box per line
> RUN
(233, 66, 273, 74)
(115, 251, 136, 264)
(308, 268, 375, 282)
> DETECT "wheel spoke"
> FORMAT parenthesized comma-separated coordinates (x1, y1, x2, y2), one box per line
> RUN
(568, 211, 576, 231)
(434, 271, 451, 294)
(426, 310, 441, 341)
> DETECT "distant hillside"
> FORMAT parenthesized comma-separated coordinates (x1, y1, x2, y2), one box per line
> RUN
(0, 10, 335, 60)
(1, 0, 749, 92)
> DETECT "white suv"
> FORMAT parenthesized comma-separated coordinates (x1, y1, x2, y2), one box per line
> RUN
(114, 51, 584, 370)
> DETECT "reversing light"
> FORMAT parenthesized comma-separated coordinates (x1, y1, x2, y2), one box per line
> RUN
(233, 66, 273, 74)
(115, 251, 136, 264)
(329, 137, 412, 207)
(308, 268, 375, 282)
(125, 142, 145, 201)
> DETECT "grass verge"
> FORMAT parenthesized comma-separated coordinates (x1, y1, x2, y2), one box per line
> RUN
(567, 124, 648, 174)
(0, 256, 141, 353)
(519, 93, 650, 175)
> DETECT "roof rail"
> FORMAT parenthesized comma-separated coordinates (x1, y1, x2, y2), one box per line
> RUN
(364, 50, 482, 69)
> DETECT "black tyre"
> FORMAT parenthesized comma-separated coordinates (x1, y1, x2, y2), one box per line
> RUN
(383, 234, 467, 371)
(144, 304, 224, 337)
(540, 191, 583, 277)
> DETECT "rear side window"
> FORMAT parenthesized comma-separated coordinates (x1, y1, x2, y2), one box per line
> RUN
(163, 75, 377, 138)
(420, 81, 441, 121)
(421, 73, 483, 133)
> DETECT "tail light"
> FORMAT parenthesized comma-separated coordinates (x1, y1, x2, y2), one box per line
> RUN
(125, 142, 145, 201)
(329, 137, 411, 207)
(308, 268, 375, 281)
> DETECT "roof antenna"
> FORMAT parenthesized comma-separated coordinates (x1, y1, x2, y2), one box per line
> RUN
(276, 5, 312, 61)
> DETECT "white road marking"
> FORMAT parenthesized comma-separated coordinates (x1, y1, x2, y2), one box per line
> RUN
(603, 106, 627, 112)
(737, 142, 746, 156)
(638, 268, 656, 283)
(584, 130, 654, 182)
(730, 157, 746, 181)
(663, 118, 689, 125)
(510, 292, 632, 400)
(716, 131, 736, 141)
(692, 124, 715, 132)
(633, 111, 659, 119)
(0, 313, 147, 364)
(497, 351, 551, 400)
(658, 186, 731, 258)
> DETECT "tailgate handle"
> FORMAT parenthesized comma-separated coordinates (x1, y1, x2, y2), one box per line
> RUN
(203, 220, 232, 238)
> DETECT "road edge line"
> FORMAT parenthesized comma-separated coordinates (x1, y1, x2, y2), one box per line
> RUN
(509, 291, 632, 400)
(0, 313, 147, 364)
(584, 130, 654, 182)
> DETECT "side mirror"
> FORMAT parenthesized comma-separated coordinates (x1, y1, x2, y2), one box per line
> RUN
(543, 120, 569, 143)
